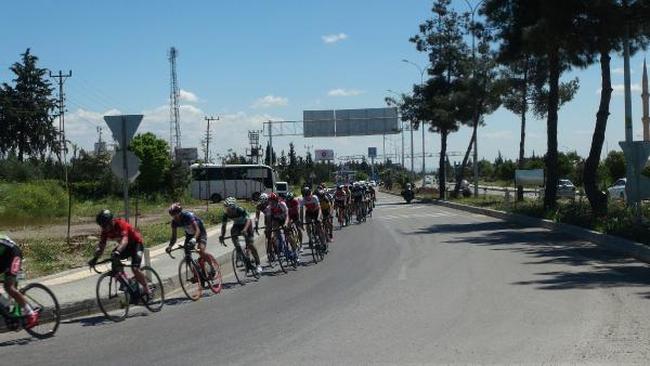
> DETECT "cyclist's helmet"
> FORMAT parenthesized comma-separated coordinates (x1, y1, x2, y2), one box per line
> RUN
(96, 209, 113, 227)
(259, 193, 269, 204)
(224, 197, 237, 208)
(406, 183, 412, 189)
(286, 192, 294, 201)
(268, 192, 279, 202)
(168, 202, 182, 215)
(303, 186, 312, 196)
(316, 189, 325, 197)
(337, 185, 343, 190)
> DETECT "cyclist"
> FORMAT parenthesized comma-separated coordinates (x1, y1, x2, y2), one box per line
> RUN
(219, 197, 262, 274)
(351, 182, 364, 221)
(166, 203, 211, 268)
(285, 192, 303, 244)
(254, 193, 273, 264)
(334, 185, 347, 227)
(265, 193, 296, 260)
(88, 210, 150, 296)
(0, 235, 37, 329)
(368, 183, 377, 208)
(300, 186, 328, 245)
(316, 188, 334, 240)
(343, 183, 352, 224)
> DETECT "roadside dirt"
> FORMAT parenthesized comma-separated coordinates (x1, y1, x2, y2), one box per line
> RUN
(3, 205, 209, 241)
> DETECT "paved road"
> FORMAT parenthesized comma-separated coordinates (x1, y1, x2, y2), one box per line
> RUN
(3, 193, 650, 364)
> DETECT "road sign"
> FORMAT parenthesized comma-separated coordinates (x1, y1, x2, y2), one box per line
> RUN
(104, 115, 143, 147)
(315, 149, 334, 161)
(104, 114, 143, 222)
(368, 147, 377, 158)
(110, 150, 141, 183)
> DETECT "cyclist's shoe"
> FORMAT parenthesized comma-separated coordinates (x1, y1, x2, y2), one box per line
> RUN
(256, 265, 263, 274)
(189, 276, 198, 284)
(24, 311, 39, 329)
(208, 268, 216, 280)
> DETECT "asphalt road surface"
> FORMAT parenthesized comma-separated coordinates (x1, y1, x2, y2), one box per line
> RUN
(3, 192, 650, 365)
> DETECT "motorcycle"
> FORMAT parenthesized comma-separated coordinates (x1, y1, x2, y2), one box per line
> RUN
(401, 189, 414, 203)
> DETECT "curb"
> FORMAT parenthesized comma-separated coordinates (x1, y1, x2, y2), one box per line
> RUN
(380, 189, 650, 264)
(431, 200, 650, 264)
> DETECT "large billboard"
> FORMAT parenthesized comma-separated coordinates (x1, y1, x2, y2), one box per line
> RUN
(302, 107, 399, 137)
(303, 110, 335, 137)
(314, 149, 334, 161)
(335, 107, 399, 136)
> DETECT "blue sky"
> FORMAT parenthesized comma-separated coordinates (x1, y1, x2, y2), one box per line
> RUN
(1, 0, 647, 171)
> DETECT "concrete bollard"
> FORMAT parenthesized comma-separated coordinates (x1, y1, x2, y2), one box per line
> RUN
(143, 248, 152, 281)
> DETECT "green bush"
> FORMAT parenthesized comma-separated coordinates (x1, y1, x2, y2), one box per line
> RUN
(0, 180, 67, 223)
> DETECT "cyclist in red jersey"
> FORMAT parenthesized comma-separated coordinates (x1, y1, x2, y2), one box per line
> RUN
(88, 210, 150, 295)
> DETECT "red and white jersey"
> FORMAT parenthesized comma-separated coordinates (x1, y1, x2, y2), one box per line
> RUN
(301, 194, 320, 212)
(264, 201, 288, 220)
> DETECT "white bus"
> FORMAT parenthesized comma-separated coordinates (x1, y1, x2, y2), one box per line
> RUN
(190, 163, 278, 202)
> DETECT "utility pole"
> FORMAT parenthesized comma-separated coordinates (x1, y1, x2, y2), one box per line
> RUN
(50, 69, 72, 245)
(204, 116, 219, 162)
(204, 116, 218, 212)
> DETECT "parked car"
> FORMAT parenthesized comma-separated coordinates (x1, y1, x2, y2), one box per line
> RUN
(557, 179, 576, 198)
(607, 178, 627, 201)
(275, 181, 289, 198)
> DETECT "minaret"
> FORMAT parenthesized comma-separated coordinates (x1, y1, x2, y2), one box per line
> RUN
(642, 58, 650, 141)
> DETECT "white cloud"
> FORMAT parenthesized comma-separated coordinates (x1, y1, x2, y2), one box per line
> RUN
(327, 88, 363, 97)
(322, 33, 348, 44)
(179, 89, 199, 103)
(251, 95, 288, 108)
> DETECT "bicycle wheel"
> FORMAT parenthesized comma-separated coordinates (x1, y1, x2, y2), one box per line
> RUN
(275, 237, 287, 274)
(21, 283, 60, 339)
(178, 259, 202, 301)
(308, 232, 319, 264)
(141, 266, 165, 312)
(231, 248, 247, 285)
(201, 254, 223, 295)
(96, 272, 129, 322)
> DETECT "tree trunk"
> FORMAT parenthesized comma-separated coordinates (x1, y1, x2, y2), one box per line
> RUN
(454, 122, 477, 197)
(439, 129, 448, 199)
(544, 49, 560, 210)
(517, 60, 529, 202)
(584, 48, 612, 215)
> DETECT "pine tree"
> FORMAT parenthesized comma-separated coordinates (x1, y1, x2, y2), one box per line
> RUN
(3, 49, 59, 161)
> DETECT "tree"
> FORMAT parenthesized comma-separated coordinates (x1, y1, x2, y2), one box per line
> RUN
(453, 20, 505, 197)
(484, 1, 594, 209)
(286, 143, 299, 184)
(2, 49, 59, 161)
(130, 133, 172, 194)
(408, 0, 473, 198)
(604, 151, 626, 183)
(580, 1, 649, 214)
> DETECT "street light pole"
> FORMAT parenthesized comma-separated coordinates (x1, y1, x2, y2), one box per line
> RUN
(464, 0, 484, 197)
(387, 89, 407, 170)
(402, 59, 427, 185)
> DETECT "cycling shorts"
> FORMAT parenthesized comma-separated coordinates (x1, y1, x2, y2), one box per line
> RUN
(116, 242, 144, 268)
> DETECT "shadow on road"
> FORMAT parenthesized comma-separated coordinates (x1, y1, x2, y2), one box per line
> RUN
(0, 336, 37, 348)
(407, 221, 650, 295)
